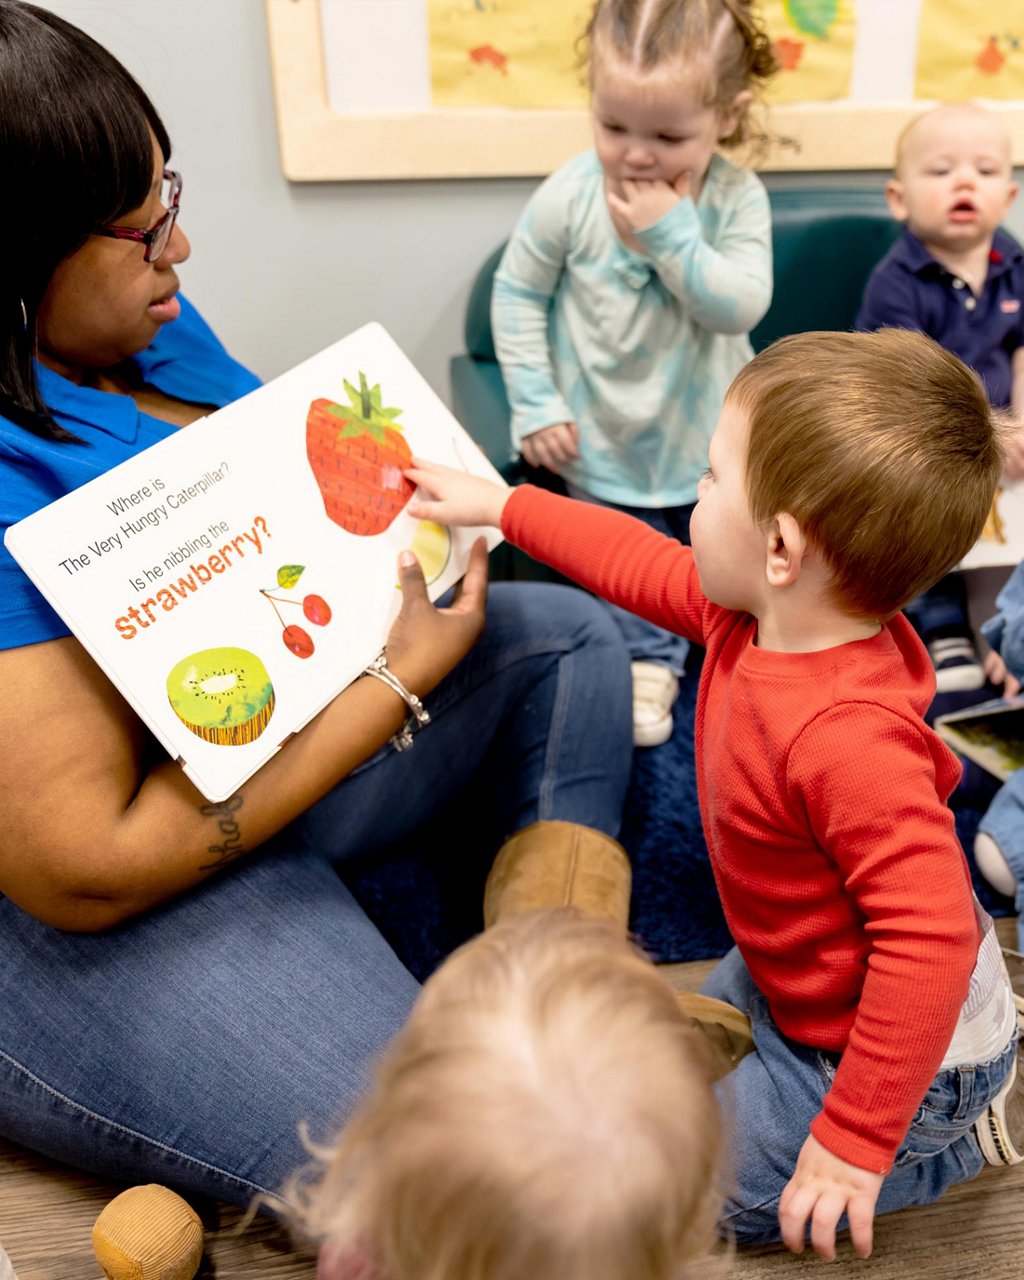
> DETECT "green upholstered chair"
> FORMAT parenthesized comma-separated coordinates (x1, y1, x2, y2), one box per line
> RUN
(449, 186, 901, 580)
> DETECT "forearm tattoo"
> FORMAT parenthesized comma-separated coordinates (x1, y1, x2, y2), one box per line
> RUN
(199, 795, 245, 870)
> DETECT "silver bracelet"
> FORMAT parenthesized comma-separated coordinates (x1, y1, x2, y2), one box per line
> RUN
(362, 650, 431, 751)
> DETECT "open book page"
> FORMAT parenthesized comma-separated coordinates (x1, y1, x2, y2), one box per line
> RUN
(5, 323, 504, 802)
(934, 696, 1024, 782)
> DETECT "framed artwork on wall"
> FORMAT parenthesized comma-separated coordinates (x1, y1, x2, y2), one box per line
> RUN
(265, 0, 1024, 181)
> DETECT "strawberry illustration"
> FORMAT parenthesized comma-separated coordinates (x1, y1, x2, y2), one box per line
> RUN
(306, 372, 415, 536)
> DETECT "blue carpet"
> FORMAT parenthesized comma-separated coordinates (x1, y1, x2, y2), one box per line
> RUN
(343, 664, 1013, 983)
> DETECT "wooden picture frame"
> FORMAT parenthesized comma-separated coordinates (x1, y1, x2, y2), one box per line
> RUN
(265, 0, 1024, 181)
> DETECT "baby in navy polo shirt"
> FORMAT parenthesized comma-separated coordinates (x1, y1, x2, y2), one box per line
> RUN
(857, 103, 1024, 693)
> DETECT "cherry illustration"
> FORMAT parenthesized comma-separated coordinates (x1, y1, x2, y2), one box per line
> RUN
(303, 593, 332, 626)
(282, 624, 315, 659)
(260, 585, 332, 659)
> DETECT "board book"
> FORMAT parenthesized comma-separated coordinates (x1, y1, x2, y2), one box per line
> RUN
(5, 323, 504, 802)
(934, 696, 1024, 782)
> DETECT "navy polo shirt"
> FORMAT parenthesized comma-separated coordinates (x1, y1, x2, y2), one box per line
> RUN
(856, 226, 1024, 408)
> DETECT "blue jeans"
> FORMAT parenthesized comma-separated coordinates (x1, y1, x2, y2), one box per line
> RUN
(703, 947, 1016, 1245)
(980, 559, 1024, 947)
(566, 483, 693, 674)
(0, 583, 632, 1209)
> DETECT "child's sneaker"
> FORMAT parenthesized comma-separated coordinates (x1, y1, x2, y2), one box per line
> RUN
(631, 661, 679, 747)
(976, 1045, 1024, 1165)
(975, 952, 1024, 1166)
(928, 634, 985, 693)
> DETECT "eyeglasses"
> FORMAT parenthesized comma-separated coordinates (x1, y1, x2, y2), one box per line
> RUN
(94, 169, 182, 263)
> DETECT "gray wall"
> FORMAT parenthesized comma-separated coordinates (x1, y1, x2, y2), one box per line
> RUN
(38, 0, 1024, 402)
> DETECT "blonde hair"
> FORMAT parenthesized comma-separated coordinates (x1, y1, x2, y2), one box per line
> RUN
(582, 0, 778, 150)
(291, 909, 722, 1280)
(730, 328, 1005, 619)
(893, 101, 1012, 177)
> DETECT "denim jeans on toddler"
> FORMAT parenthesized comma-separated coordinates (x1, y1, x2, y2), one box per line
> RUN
(565, 482, 693, 675)
(702, 944, 1018, 1245)
(979, 558, 1024, 948)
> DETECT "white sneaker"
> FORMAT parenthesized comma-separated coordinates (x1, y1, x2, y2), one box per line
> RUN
(928, 635, 985, 692)
(631, 661, 679, 748)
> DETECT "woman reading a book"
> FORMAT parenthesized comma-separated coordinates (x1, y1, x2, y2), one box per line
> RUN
(0, 0, 633, 1209)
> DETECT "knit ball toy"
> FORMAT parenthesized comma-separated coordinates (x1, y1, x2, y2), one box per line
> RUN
(92, 1185, 204, 1280)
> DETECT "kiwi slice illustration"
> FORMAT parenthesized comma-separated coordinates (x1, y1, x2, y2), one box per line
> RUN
(166, 647, 275, 746)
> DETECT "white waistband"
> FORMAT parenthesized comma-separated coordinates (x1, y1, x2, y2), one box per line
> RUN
(941, 919, 1018, 1070)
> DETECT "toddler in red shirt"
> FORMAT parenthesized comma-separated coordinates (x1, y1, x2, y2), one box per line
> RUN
(407, 327, 1022, 1262)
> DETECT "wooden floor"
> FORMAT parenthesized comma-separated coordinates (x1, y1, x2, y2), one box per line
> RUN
(2, 917, 1020, 1279)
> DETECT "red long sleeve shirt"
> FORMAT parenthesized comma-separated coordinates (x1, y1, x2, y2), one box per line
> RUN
(504, 486, 981, 1172)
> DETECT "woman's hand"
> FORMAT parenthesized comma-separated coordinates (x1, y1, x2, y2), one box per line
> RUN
(0, 547, 488, 930)
(407, 458, 511, 528)
(520, 421, 580, 472)
(383, 536, 489, 697)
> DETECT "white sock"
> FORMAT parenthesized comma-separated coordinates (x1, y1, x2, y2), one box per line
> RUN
(974, 832, 1018, 898)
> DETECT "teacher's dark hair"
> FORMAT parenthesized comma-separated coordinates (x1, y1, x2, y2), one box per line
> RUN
(0, 0, 171, 440)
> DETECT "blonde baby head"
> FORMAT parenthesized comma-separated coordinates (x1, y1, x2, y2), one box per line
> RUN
(294, 908, 722, 1280)
(887, 103, 1017, 259)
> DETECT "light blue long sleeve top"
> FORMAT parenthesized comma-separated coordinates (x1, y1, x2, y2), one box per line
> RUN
(492, 149, 772, 507)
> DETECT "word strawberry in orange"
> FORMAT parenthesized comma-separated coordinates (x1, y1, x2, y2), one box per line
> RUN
(306, 372, 415, 537)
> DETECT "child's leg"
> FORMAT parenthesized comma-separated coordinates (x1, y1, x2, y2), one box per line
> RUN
(909, 571, 984, 692)
(976, 770, 1024, 949)
(565, 483, 692, 746)
(702, 947, 1010, 1247)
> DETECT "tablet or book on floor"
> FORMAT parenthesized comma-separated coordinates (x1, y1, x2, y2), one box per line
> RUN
(934, 696, 1024, 782)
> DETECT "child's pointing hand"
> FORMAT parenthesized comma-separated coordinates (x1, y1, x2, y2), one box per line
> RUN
(406, 458, 511, 530)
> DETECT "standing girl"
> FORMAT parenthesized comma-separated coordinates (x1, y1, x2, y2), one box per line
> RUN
(493, 0, 777, 745)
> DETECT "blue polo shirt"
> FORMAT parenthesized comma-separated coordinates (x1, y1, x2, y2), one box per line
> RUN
(0, 296, 261, 649)
(856, 226, 1024, 408)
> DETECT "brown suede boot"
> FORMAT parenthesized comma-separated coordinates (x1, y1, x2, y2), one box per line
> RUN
(484, 820, 754, 1080)
(483, 820, 631, 929)
(676, 991, 756, 1082)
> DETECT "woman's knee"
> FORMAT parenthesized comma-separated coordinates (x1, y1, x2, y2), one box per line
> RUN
(487, 581, 629, 657)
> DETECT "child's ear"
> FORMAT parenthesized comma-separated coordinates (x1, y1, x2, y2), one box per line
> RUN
(719, 90, 753, 139)
(765, 513, 805, 589)
(885, 178, 909, 223)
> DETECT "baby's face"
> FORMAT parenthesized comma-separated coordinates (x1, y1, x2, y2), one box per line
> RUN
(888, 106, 1017, 254)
